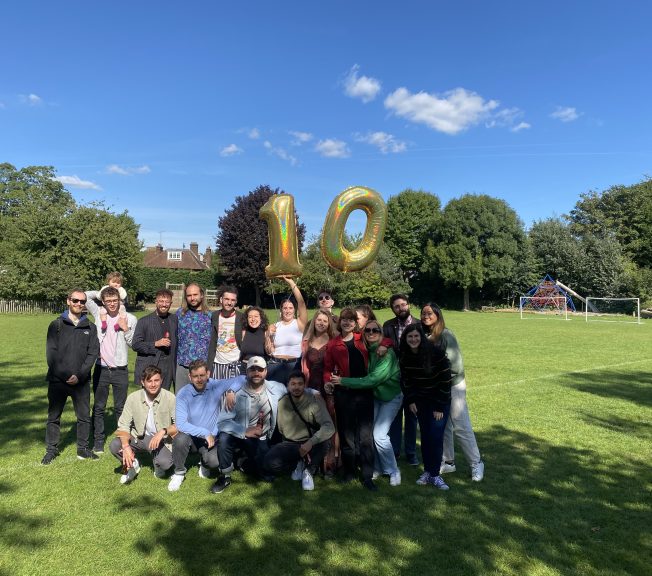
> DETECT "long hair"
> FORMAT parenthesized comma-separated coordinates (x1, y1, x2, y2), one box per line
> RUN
(181, 283, 209, 314)
(304, 310, 337, 343)
(244, 306, 269, 331)
(354, 304, 376, 328)
(399, 323, 434, 374)
(421, 302, 446, 343)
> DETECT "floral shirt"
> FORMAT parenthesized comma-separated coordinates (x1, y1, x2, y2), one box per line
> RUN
(176, 308, 212, 366)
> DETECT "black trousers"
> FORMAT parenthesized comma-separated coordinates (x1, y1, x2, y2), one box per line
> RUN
(263, 439, 329, 476)
(45, 379, 91, 453)
(334, 387, 375, 481)
(92, 364, 129, 446)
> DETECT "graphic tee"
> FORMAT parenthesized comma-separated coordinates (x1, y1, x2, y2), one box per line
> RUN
(213, 313, 240, 365)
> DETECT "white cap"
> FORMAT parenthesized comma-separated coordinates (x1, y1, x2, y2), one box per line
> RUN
(246, 356, 267, 370)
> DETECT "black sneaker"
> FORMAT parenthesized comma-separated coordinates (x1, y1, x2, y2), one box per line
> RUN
(93, 442, 105, 455)
(41, 451, 58, 465)
(210, 475, 232, 494)
(362, 479, 378, 492)
(77, 448, 99, 460)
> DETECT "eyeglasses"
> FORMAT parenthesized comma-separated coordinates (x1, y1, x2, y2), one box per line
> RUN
(318, 295, 332, 301)
(70, 298, 87, 304)
(364, 327, 382, 334)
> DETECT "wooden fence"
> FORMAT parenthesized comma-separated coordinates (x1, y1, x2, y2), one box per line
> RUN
(0, 299, 62, 314)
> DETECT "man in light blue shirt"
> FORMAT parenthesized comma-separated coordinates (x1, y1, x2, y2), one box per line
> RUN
(168, 359, 243, 492)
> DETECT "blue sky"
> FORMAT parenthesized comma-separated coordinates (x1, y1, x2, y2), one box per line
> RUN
(2, 1, 651, 253)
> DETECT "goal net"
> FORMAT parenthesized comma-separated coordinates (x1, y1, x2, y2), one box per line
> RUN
(519, 296, 569, 320)
(585, 297, 641, 324)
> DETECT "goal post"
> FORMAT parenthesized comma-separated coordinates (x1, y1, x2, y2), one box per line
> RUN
(519, 295, 569, 320)
(585, 297, 641, 324)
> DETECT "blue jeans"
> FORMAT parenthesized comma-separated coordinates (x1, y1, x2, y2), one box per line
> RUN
(373, 393, 403, 475)
(389, 403, 418, 459)
(414, 400, 450, 476)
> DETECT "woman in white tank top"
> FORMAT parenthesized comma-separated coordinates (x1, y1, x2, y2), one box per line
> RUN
(267, 277, 308, 384)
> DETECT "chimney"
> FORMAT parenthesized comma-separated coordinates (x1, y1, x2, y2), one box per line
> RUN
(190, 242, 199, 256)
(204, 247, 212, 268)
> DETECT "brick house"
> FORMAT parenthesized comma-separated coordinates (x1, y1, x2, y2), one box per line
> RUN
(143, 242, 213, 271)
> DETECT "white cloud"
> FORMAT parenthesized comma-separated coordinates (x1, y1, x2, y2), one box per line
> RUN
(19, 93, 43, 106)
(550, 106, 580, 122)
(105, 164, 151, 175)
(263, 141, 298, 166)
(55, 175, 102, 190)
(511, 122, 531, 133)
(343, 65, 381, 103)
(355, 131, 407, 154)
(384, 87, 499, 135)
(219, 144, 243, 157)
(315, 139, 350, 158)
(289, 131, 313, 146)
(248, 128, 260, 140)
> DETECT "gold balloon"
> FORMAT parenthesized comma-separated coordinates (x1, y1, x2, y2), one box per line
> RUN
(321, 186, 387, 272)
(260, 193, 303, 278)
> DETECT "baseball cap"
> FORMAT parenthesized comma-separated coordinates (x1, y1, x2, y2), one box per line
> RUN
(246, 356, 267, 370)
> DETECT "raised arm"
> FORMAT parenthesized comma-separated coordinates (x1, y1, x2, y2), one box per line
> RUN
(283, 276, 308, 332)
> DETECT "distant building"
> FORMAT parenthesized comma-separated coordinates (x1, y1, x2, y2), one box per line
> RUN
(143, 242, 213, 271)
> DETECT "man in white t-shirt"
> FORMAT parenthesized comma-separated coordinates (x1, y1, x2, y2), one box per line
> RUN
(207, 285, 244, 379)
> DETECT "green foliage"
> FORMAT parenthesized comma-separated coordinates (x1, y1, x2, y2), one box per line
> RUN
(271, 235, 410, 307)
(423, 194, 527, 308)
(216, 185, 306, 305)
(384, 189, 440, 280)
(0, 163, 142, 300)
(135, 267, 220, 302)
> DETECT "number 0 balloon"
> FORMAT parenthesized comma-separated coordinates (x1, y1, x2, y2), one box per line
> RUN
(320, 186, 387, 272)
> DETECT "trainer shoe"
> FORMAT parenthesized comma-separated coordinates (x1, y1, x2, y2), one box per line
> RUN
(120, 459, 141, 485)
(440, 461, 457, 474)
(167, 473, 185, 492)
(416, 471, 431, 485)
(291, 460, 304, 481)
(154, 467, 167, 479)
(301, 469, 314, 491)
(77, 448, 99, 460)
(471, 460, 485, 482)
(389, 471, 402, 486)
(93, 442, 104, 455)
(372, 470, 381, 480)
(198, 464, 211, 479)
(210, 475, 232, 494)
(362, 479, 378, 492)
(430, 475, 450, 491)
(41, 451, 58, 465)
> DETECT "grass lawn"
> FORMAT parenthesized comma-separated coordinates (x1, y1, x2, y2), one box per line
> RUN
(0, 309, 650, 576)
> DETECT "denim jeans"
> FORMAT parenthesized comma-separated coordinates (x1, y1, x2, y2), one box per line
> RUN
(92, 364, 129, 446)
(389, 403, 418, 458)
(373, 393, 403, 475)
(442, 379, 481, 466)
(217, 432, 270, 476)
(414, 399, 450, 476)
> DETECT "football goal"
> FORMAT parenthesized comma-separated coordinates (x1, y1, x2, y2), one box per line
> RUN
(519, 295, 569, 320)
(585, 297, 641, 324)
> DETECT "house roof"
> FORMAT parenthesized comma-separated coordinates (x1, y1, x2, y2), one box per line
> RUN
(143, 245, 210, 271)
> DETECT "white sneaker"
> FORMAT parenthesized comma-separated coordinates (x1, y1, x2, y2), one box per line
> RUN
(301, 469, 314, 491)
(291, 460, 304, 481)
(471, 460, 485, 482)
(389, 471, 401, 486)
(440, 461, 457, 474)
(120, 459, 141, 484)
(168, 473, 185, 492)
(372, 470, 381, 480)
(198, 464, 211, 479)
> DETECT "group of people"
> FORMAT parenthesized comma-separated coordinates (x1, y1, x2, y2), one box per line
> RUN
(44, 272, 484, 494)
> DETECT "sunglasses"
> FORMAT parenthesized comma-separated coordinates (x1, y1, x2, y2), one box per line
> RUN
(318, 295, 332, 301)
(364, 327, 382, 334)
(248, 366, 265, 372)
(70, 298, 87, 304)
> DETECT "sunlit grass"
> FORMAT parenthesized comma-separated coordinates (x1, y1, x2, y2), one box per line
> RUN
(0, 310, 650, 576)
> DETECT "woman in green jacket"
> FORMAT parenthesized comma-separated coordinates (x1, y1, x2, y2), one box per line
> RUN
(331, 318, 403, 486)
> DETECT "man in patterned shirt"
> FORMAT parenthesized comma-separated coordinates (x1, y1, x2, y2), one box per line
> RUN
(175, 283, 212, 392)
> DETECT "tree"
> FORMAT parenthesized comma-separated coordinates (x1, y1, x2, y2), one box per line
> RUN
(384, 189, 441, 281)
(0, 163, 142, 301)
(286, 234, 410, 307)
(216, 185, 305, 306)
(423, 194, 527, 310)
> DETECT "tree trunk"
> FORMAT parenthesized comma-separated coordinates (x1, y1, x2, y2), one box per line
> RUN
(255, 284, 261, 307)
(463, 288, 470, 311)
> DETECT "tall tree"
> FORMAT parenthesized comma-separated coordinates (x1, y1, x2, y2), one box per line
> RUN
(216, 185, 305, 305)
(384, 189, 441, 281)
(423, 194, 526, 310)
(0, 163, 142, 300)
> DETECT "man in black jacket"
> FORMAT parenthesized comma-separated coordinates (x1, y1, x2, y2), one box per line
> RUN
(132, 289, 177, 390)
(42, 289, 100, 464)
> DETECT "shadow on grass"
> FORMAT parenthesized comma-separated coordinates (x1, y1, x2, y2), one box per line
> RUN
(128, 425, 650, 576)
(565, 369, 652, 408)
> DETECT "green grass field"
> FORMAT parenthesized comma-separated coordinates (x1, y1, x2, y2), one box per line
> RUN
(1, 310, 650, 576)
